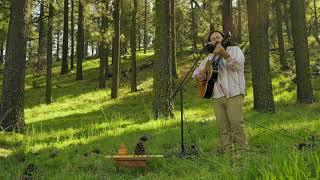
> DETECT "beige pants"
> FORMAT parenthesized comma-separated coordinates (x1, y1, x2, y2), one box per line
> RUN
(214, 95, 247, 149)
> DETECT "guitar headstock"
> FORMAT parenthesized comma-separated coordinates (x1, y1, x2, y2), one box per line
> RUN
(221, 31, 232, 49)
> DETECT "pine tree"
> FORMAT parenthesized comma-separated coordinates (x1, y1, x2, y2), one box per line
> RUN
(153, 0, 174, 119)
(247, 0, 275, 112)
(290, 0, 313, 103)
(0, 0, 29, 132)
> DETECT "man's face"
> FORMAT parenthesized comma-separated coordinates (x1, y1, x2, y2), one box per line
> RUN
(210, 32, 223, 45)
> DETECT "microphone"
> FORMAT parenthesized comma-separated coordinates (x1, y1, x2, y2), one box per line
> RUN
(204, 42, 212, 46)
(204, 42, 219, 54)
(194, 42, 214, 54)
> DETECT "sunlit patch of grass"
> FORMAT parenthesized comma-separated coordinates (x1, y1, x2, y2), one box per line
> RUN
(0, 148, 13, 158)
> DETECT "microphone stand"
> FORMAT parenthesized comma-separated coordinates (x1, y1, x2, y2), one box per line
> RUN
(170, 48, 207, 158)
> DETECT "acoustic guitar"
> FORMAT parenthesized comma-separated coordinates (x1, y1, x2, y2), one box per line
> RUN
(198, 55, 220, 98)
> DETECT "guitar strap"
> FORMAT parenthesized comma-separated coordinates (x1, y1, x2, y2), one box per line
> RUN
(211, 55, 226, 96)
(211, 55, 222, 73)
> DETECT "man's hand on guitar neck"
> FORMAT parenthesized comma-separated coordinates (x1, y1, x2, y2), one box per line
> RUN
(214, 43, 231, 59)
(195, 73, 206, 82)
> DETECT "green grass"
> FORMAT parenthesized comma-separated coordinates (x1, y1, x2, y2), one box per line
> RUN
(0, 49, 320, 179)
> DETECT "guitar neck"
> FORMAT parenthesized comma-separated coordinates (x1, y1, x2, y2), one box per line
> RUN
(202, 54, 218, 73)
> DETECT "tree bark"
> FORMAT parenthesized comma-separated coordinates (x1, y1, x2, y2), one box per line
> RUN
(275, 0, 288, 70)
(85, 39, 88, 57)
(0, 0, 28, 132)
(70, 0, 75, 69)
(104, 44, 109, 79)
(143, 0, 147, 54)
(91, 41, 94, 56)
(190, 0, 197, 50)
(104, 3, 110, 80)
(130, 0, 138, 92)
(247, 0, 275, 112)
(76, 0, 84, 80)
(153, 0, 174, 119)
(138, 28, 141, 51)
(56, 31, 60, 61)
(282, 0, 293, 45)
(222, 0, 233, 34)
(99, 1, 108, 89)
(236, 0, 242, 43)
(207, 1, 214, 33)
(313, 0, 320, 45)
(290, 0, 313, 103)
(37, 0, 46, 72)
(171, 0, 178, 78)
(0, 40, 4, 64)
(46, 0, 54, 104)
(61, 0, 69, 75)
(111, 0, 121, 99)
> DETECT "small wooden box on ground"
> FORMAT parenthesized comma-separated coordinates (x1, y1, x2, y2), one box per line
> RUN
(114, 155, 148, 172)
(105, 144, 164, 172)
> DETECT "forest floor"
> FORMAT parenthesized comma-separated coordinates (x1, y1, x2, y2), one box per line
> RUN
(0, 44, 320, 179)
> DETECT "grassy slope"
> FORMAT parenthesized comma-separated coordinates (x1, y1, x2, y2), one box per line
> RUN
(0, 47, 319, 179)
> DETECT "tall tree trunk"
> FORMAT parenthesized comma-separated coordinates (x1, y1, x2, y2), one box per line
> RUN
(222, 0, 233, 34)
(0, 40, 4, 64)
(46, 0, 54, 104)
(61, 0, 69, 75)
(290, 0, 313, 103)
(70, 0, 75, 69)
(99, 1, 108, 89)
(111, 0, 121, 99)
(210, 19, 215, 33)
(27, 41, 31, 62)
(143, 0, 147, 54)
(76, 0, 84, 80)
(105, 44, 109, 79)
(56, 31, 60, 61)
(37, 0, 46, 72)
(85, 38, 88, 57)
(190, 0, 197, 50)
(153, 0, 174, 119)
(111, 39, 115, 66)
(130, 0, 138, 92)
(99, 41, 106, 88)
(171, 0, 178, 78)
(104, 2, 110, 80)
(275, 0, 288, 70)
(247, 0, 275, 112)
(207, 0, 214, 33)
(179, 29, 183, 52)
(236, 0, 242, 43)
(270, 5, 278, 49)
(0, 0, 28, 132)
(138, 28, 141, 51)
(91, 41, 94, 56)
(96, 46, 99, 56)
(313, 0, 320, 45)
(283, 0, 293, 45)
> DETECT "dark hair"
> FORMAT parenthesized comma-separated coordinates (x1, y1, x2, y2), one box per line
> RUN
(207, 31, 225, 42)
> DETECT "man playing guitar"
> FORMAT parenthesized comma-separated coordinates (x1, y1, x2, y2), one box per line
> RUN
(192, 31, 248, 152)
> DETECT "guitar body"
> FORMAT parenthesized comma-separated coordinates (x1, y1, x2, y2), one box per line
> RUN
(198, 69, 218, 99)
